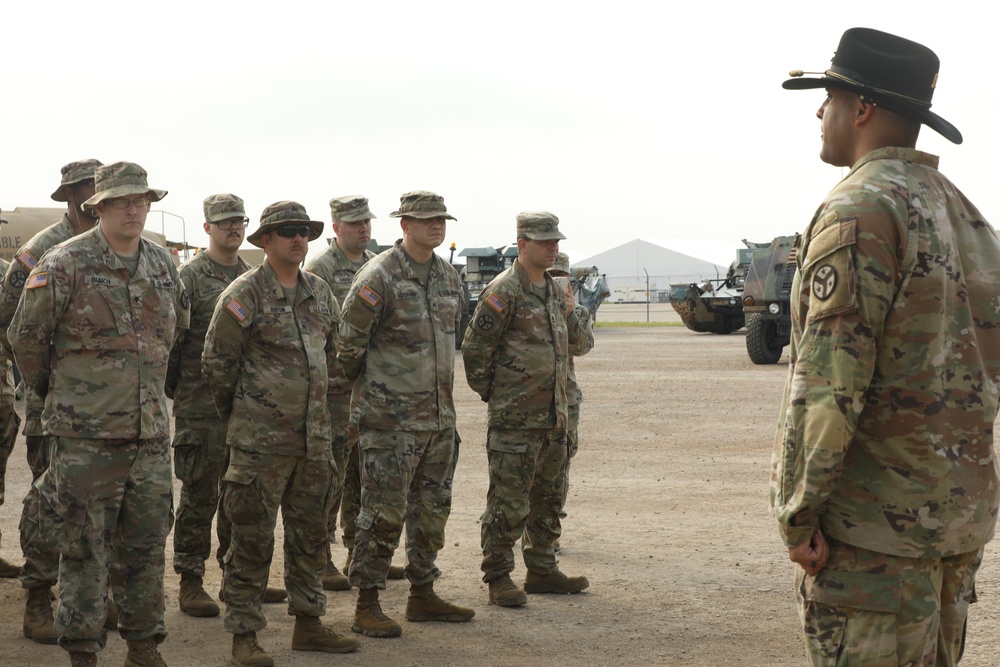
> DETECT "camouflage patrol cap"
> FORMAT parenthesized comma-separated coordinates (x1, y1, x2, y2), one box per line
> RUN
(516, 211, 566, 241)
(81, 161, 167, 212)
(330, 195, 376, 223)
(389, 190, 456, 220)
(548, 252, 571, 276)
(50, 159, 102, 202)
(247, 200, 324, 248)
(203, 193, 247, 223)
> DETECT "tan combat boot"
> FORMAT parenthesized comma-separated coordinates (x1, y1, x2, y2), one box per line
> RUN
(405, 582, 475, 622)
(23, 586, 59, 644)
(321, 561, 350, 591)
(0, 556, 21, 577)
(523, 569, 590, 594)
(231, 631, 274, 667)
(179, 572, 221, 617)
(124, 637, 167, 667)
(352, 588, 402, 638)
(291, 615, 358, 653)
(487, 574, 527, 607)
(69, 652, 97, 667)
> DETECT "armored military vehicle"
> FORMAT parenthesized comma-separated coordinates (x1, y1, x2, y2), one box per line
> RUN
(740, 235, 798, 364)
(668, 244, 759, 335)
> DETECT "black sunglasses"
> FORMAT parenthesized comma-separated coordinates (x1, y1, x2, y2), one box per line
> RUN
(274, 224, 312, 239)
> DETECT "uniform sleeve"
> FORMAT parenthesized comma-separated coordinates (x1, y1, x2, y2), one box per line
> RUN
(0, 259, 27, 354)
(337, 274, 384, 382)
(771, 211, 899, 547)
(8, 257, 68, 398)
(567, 304, 594, 357)
(321, 284, 346, 395)
(202, 289, 254, 420)
(173, 264, 191, 333)
(165, 270, 195, 399)
(461, 287, 513, 401)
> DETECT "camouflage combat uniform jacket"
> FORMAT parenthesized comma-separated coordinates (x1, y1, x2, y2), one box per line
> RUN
(770, 147, 1000, 559)
(304, 241, 375, 397)
(0, 258, 15, 407)
(462, 260, 593, 429)
(0, 214, 78, 436)
(166, 251, 251, 425)
(338, 240, 464, 431)
(8, 225, 189, 439)
(202, 262, 340, 460)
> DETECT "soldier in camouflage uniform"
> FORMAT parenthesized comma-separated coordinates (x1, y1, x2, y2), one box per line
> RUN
(546, 252, 593, 540)
(165, 194, 254, 618)
(304, 195, 407, 591)
(203, 201, 357, 667)
(0, 244, 21, 580)
(338, 190, 474, 638)
(774, 29, 1000, 667)
(9, 162, 189, 667)
(462, 212, 593, 608)
(0, 160, 121, 646)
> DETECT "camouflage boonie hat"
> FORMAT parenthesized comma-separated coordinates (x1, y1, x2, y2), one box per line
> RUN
(548, 252, 571, 276)
(330, 195, 376, 223)
(204, 193, 247, 223)
(389, 190, 456, 220)
(50, 159, 102, 202)
(517, 211, 566, 241)
(81, 161, 167, 212)
(247, 200, 324, 248)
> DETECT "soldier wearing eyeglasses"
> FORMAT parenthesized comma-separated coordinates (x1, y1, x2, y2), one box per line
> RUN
(202, 201, 357, 666)
(8, 161, 189, 667)
(165, 194, 259, 619)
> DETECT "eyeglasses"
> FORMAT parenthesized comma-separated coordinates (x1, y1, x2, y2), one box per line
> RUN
(274, 224, 312, 239)
(213, 217, 250, 231)
(106, 195, 151, 210)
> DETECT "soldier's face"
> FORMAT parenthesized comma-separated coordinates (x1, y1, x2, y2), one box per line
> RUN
(96, 194, 149, 246)
(262, 225, 309, 267)
(205, 216, 246, 252)
(333, 218, 371, 257)
(518, 238, 560, 272)
(401, 216, 446, 251)
(66, 181, 98, 226)
(817, 88, 859, 168)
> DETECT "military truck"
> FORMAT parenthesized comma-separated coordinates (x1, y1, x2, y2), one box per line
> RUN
(668, 244, 757, 334)
(740, 235, 798, 364)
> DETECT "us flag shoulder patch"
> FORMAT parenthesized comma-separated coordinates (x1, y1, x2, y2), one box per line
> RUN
(358, 284, 381, 308)
(485, 292, 507, 314)
(26, 272, 48, 289)
(17, 250, 37, 270)
(225, 297, 250, 322)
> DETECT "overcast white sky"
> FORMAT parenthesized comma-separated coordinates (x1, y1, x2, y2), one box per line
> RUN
(3, 1, 996, 268)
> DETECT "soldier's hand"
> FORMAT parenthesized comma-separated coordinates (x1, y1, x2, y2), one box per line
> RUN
(787, 527, 829, 576)
(558, 278, 575, 314)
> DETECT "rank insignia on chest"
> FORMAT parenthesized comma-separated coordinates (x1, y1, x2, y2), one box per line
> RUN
(358, 284, 381, 308)
(26, 272, 48, 289)
(226, 297, 250, 322)
(485, 292, 507, 314)
(17, 249, 38, 270)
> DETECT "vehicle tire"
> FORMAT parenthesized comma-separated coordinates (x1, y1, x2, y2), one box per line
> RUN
(746, 313, 783, 364)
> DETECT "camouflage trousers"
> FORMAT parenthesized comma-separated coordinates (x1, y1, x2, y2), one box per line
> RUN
(41, 435, 173, 654)
(0, 401, 19, 551)
(349, 428, 459, 589)
(172, 421, 231, 577)
(560, 403, 580, 510)
(325, 396, 358, 556)
(221, 447, 335, 634)
(796, 537, 982, 667)
(480, 428, 566, 582)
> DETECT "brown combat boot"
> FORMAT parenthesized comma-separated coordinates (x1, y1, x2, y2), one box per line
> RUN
(23, 586, 59, 644)
(69, 652, 97, 667)
(487, 574, 527, 607)
(321, 561, 350, 592)
(124, 637, 167, 667)
(291, 615, 358, 653)
(0, 556, 21, 577)
(262, 587, 287, 604)
(405, 582, 475, 622)
(352, 588, 402, 638)
(179, 573, 220, 617)
(523, 569, 590, 594)
(231, 632, 274, 667)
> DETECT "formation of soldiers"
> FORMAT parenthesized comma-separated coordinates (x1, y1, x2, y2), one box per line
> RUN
(0, 159, 594, 667)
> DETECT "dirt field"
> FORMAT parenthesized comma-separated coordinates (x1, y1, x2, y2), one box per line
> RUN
(2, 322, 1000, 666)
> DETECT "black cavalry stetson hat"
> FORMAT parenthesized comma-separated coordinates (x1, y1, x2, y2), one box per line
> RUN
(783, 27, 962, 144)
